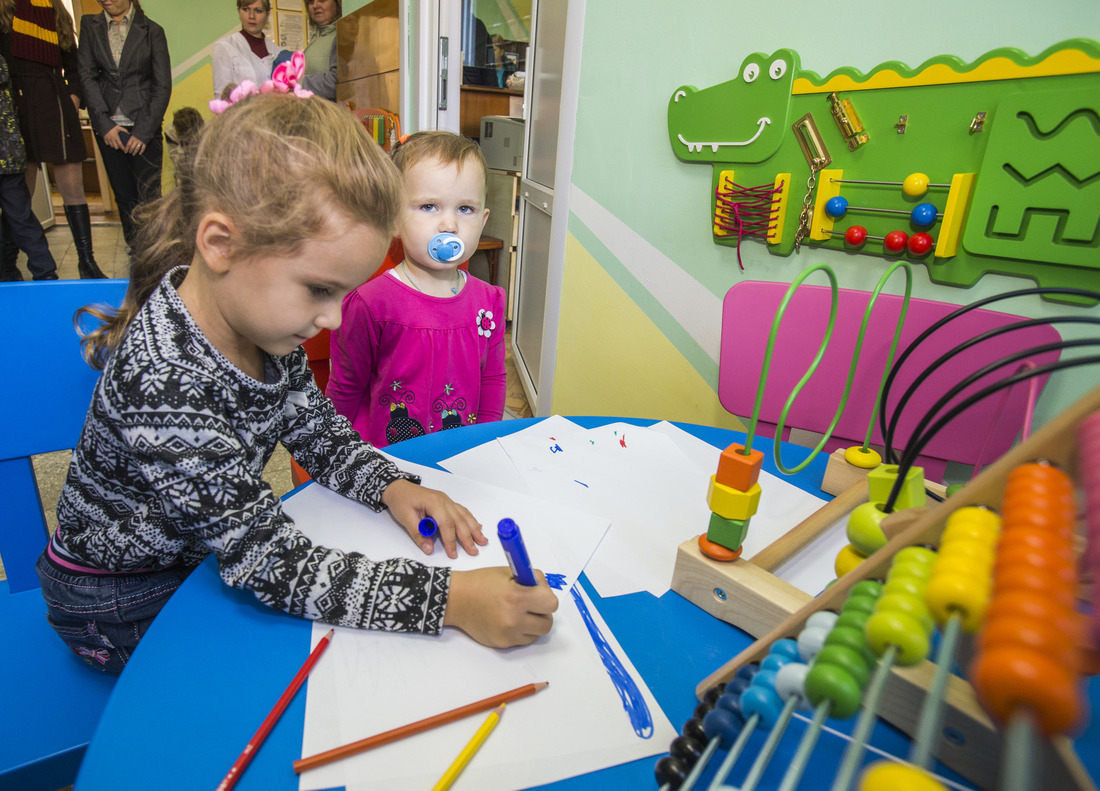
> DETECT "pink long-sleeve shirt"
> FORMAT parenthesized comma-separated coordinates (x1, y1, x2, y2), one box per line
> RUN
(328, 271, 507, 447)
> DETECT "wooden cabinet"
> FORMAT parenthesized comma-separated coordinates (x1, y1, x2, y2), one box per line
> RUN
(459, 86, 523, 140)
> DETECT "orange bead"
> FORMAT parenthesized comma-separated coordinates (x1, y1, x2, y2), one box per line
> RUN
(993, 543, 1076, 586)
(698, 533, 742, 562)
(715, 442, 764, 492)
(979, 615, 1077, 668)
(984, 589, 1077, 635)
(969, 644, 1081, 735)
(992, 564, 1076, 608)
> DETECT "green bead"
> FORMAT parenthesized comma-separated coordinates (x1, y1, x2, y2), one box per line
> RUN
(842, 594, 879, 616)
(815, 643, 872, 689)
(882, 576, 924, 599)
(835, 609, 870, 632)
(849, 580, 884, 600)
(894, 546, 938, 567)
(873, 592, 935, 635)
(865, 610, 931, 665)
(824, 625, 877, 667)
(887, 560, 934, 585)
(805, 661, 863, 719)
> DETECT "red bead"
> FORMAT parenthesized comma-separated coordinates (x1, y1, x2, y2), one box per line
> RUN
(844, 225, 868, 246)
(907, 232, 934, 256)
(884, 230, 909, 253)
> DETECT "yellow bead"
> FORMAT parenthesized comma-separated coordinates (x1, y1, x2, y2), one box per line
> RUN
(835, 543, 867, 577)
(706, 476, 762, 521)
(858, 761, 949, 791)
(925, 572, 990, 632)
(902, 172, 931, 198)
(844, 446, 881, 469)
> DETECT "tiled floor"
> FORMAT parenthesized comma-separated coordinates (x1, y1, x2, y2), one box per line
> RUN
(3, 217, 534, 583)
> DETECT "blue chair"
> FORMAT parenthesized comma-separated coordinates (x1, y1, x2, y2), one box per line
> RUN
(0, 280, 128, 790)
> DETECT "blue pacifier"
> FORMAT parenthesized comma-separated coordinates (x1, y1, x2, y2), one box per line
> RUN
(428, 233, 465, 263)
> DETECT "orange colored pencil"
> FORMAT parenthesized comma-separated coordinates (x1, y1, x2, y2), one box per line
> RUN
(293, 681, 549, 774)
(216, 628, 335, 791)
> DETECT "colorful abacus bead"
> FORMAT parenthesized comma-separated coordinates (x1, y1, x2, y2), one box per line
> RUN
(883, 230, 909, 253)
(909, 203, 938, 227)
(970, 461, 1082, 736)
(804, 580, 882, 718)
(907, 232, 934, 256)
(864, 547, 937, 665)
(858, 761, 949, 790)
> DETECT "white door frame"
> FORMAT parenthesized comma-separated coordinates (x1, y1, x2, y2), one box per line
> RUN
(407, 0, 461, 133)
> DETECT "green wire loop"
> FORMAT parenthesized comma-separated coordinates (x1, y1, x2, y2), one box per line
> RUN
(743, 261, 913, 476)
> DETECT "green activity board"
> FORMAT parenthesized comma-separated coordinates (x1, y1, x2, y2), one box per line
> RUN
(667, 40, 1100, 302)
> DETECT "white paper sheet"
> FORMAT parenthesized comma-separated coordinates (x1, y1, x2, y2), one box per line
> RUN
(440, 418, 831, 598)
(287, 463, 675, 791)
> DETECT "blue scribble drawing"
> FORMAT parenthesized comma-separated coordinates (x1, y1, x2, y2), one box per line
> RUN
(574, 480, 589, 488)
(550, 443, 564, 453)
(545, 574, 654, 738)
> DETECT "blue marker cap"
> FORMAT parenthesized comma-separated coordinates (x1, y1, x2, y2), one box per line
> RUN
(418, 517, 437, 538)
(497, 518, 537, 587)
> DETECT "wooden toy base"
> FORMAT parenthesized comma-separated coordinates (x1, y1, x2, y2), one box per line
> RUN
(670, 385, 1100, 791)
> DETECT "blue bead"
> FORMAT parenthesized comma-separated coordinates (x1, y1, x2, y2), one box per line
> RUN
(715, 692, 745, 719)
(735, 662, 759, 682)
(703, 707, 745, 749)
(722, 676, 752, 698)
(760, 653, 794, 673)
(825, 196, 848, 218)
(910, 202, 938, 227)
(748, 668, 777, 691)
(770, 638, 801, 661)
(739, 683, 784, 728)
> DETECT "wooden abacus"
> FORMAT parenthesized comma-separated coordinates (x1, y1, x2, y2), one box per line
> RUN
(668, 383, 1100, 790)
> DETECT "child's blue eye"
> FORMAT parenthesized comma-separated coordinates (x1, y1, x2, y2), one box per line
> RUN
(458, 205, 475, 215)
(418, 203, 437, 212)
(309, 285, 330, 297)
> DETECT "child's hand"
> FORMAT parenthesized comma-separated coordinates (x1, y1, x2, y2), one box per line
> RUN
(381, 478, 488, 558)
(444, 567, 559, 648)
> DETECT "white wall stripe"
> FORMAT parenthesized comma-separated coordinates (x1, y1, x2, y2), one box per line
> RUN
(568, 185, 723, 365)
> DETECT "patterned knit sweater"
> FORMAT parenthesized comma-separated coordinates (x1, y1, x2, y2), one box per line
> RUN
(51, 267, 451, 635)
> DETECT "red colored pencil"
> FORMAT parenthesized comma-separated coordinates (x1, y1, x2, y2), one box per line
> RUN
(293, 681, 549, 774)
(216, 628, 335, 791)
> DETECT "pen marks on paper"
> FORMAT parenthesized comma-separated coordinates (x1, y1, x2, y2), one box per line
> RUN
(546, 575, 654, 739)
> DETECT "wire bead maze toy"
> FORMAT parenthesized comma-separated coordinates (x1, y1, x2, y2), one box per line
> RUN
(660, 268, 1100, 790)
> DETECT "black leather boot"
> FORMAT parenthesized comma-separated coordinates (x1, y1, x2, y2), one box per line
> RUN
(0, 216, 21, 281)
(64, 203, 107, 279)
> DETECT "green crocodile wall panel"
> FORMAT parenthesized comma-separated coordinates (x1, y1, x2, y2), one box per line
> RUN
(667, 40, 1100, 302)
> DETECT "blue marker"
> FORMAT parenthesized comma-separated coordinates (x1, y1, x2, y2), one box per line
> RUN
(497, 518, 537, 586)
(418, 517, 437, 538)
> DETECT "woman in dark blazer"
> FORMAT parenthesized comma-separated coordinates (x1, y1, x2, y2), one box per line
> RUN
(78, 0, 170, 247)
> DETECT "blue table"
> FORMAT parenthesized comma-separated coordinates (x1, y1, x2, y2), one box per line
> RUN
(72, 418, 1099, 790)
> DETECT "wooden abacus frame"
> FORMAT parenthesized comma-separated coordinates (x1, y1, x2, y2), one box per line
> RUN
(670, 384, 1100, 791)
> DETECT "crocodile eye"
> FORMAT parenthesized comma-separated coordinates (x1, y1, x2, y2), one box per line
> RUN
(742, 62, 760, 83)
(769, 58, 788, 80)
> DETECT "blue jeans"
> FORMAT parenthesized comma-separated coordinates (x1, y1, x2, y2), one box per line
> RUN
(36, 552, 192, 675)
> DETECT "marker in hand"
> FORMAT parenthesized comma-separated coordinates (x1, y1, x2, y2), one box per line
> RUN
(497, 518, 537, 586)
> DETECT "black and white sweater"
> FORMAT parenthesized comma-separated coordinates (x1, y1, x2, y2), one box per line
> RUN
(51, 267, 451, 635)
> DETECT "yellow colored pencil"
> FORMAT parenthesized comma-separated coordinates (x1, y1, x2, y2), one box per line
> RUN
(430, 703, 505, 791)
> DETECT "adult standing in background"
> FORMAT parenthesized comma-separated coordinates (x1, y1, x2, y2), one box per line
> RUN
(301, 0, 339, 101)
(78, 0, 169, 249)
(212, 0, 277, 99)
(0, 0, 104, 280)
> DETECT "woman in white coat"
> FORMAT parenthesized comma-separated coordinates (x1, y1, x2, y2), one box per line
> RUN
(212, 0, 277, 98)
